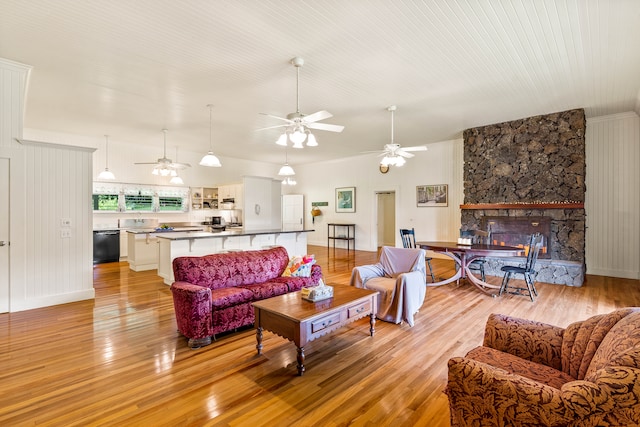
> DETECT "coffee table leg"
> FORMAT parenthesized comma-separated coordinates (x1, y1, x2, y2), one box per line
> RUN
(256, 327, 263, 355)
(297, 346, 305, 376)
(369, 313, 376, 337)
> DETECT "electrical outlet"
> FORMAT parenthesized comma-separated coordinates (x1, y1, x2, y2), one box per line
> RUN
(61, 218, 72, 227)
(60, 229, 72, 238)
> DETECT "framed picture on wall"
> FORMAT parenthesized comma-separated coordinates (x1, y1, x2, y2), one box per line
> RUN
(417, 184, 448, 207)
(336, 187, 356, 212)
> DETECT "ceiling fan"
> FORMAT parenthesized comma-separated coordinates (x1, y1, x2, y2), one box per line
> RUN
(374, 105, 427, 167)
(134, 129, 191, 176)
(257, 57, 344, 148)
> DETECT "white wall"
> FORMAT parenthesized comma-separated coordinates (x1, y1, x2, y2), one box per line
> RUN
(586, 112, 640, 279)
(1, 58, 95, 312)
(283, 139, 465, 252)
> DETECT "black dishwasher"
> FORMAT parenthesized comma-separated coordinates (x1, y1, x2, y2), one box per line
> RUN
(93, 230, 120, 264)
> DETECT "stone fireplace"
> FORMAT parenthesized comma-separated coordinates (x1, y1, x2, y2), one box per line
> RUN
(462, 109, 586, 286)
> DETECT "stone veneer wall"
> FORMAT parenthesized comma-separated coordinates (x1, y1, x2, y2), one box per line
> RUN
(462, 109, 586, 286)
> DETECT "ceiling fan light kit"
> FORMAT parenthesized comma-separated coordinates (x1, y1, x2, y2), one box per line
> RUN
(282, 177, 297, 186)
(200, 104, 222, 167)
(259, 57, 344, 149)
(97, 134, 116, 180)
(376, 105, 427, 168)
(135, 129, 191, 177)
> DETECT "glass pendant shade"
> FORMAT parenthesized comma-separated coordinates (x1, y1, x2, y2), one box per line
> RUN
(200, 104, 222, 167)
(306, 132, 317, 146)
(170, 175, 184, 185)
(289, 127, 307, 144)
(199, 152, 222, 167)
(98, 135, 116, 180)
(278, 163, 295, 176)
(98, 169, 115, 180)
(276, 133, 288, 146)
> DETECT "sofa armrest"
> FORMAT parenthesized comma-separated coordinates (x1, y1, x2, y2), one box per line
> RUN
(447, 356, 573, 427)
(483, 313, 565, 370)
(170, 281, 213, 348)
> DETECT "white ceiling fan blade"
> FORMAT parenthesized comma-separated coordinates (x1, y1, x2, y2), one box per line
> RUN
(302, 110, 332, 123)
(259, 112, 293, 123)
(134, 162, 161, 165)
(171, 162, 191, 169)
(397, 150, 415, 158)
(306, 122, 345, 132)
(402, 145, 428, 152)
(255, 124, 289, 131)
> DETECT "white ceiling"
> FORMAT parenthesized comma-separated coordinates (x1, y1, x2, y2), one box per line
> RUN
(1, 0, 639, 166)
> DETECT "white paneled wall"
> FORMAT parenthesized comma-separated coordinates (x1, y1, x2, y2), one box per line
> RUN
(1, 58, 95, 312)
(586, 112, 640, 279)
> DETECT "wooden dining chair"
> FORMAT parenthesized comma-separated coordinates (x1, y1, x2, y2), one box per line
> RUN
(459, 229, 489, 281)
(399, 228, 435, 283)
(499, 233, 543, 302)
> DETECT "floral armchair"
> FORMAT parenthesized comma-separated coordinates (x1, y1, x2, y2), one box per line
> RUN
(447, 308, 640, 426)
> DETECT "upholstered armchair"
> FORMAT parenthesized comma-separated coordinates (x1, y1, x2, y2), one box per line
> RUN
(447, 308, 640, 426)
(349, 246, 426, 326)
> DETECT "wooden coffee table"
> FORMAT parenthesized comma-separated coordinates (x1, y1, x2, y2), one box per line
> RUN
(252, 284, 378, 376)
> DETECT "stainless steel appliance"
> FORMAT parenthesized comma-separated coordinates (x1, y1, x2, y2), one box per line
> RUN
(203, 216, 226, 231)
(93, 230, 120, 264)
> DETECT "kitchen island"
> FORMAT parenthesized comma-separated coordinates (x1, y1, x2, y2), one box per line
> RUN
(127, 227, 204, 272)
(156, 228, 314, 285)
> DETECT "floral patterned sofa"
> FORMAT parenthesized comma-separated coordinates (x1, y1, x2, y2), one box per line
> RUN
(447, 308, 640, 426)
(170, 246, 322, 348)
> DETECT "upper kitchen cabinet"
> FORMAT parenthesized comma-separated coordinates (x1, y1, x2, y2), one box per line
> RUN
(218, 183, 243, 210)
(191, 187, 218, 210)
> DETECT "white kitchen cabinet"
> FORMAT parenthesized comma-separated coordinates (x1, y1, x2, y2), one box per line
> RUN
(191, 187, 218, 210)
(119, 230, 128, 260)
(218, 184, 243, 209)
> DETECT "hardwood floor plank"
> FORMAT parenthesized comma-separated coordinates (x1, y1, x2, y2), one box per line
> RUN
(0, 245, 639, 426)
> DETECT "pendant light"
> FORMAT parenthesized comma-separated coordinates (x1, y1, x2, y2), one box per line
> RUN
(97, 135, 116, 180)
(278, 148, 296, 176)
(170, 146, 185, 184)
(199, 104, 222, 167)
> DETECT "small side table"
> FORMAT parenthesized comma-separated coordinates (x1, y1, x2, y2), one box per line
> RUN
(327, 223, 355, 252)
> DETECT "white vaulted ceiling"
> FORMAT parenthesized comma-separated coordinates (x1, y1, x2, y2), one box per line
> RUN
(0, 0, 639, 166)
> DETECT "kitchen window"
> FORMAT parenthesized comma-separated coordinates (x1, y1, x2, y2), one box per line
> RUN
(124, 194, 154, 211)
(92, 194, 120, 211)
(158, 196, 185, 211)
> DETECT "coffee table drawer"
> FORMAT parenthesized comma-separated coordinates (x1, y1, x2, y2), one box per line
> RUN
(311, 312, 342, 333)
(348, 300, 371, 319)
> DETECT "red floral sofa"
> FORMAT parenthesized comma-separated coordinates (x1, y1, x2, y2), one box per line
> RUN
(170, 246, 322, 348)
(447, 308, 640, 426)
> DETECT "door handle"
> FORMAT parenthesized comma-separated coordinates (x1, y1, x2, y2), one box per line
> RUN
(0, 241, 7, 246)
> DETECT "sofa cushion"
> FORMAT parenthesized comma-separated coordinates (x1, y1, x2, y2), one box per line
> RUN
(236, 281, 290, 300)
(282, 254, 316, 277)
(210, 287, 255, 309)
(585, 309, 640, 380)
(466, 346, 576, 390)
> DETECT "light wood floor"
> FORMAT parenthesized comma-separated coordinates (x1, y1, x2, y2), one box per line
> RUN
(1, 246, 640, 426)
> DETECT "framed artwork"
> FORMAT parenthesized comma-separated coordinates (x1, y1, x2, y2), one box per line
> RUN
(336, 187, 356, 213)
(417, 184, 448, 207)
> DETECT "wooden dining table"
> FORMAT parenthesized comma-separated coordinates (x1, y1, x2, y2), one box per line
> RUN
(416, 241, 525, 296)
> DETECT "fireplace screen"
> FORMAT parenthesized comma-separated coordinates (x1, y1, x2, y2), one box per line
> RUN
(481, 216, 550, 258)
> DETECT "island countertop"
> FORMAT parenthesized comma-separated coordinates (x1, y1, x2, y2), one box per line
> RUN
(126, 227, 204, 234)
(155, 228, 314, 241)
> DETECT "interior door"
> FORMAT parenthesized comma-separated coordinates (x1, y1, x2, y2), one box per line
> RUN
(0, 158, 9, 312)
(376, 191, 396, 247)
(282, 194, 304, 231)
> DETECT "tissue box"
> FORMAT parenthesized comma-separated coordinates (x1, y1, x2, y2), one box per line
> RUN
(301, 284, 334, 302)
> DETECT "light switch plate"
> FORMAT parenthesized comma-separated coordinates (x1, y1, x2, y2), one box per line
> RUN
(61, 218, 72, 227)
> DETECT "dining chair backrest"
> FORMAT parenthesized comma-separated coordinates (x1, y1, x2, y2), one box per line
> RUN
(525, 233, 544, 272)
(460, 229, 490, 245)
(399, 228, 417, 249)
